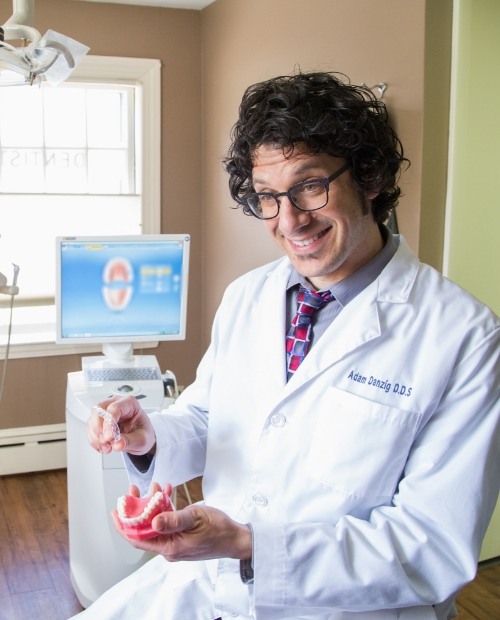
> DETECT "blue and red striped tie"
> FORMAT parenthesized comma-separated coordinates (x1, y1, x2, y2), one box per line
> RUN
(286, 286, 334, 376)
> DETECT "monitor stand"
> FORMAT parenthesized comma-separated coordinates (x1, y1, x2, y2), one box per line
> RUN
(102, 342, 134, 364)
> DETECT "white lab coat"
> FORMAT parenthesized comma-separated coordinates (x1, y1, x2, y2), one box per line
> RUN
(74, 236, 500, 620)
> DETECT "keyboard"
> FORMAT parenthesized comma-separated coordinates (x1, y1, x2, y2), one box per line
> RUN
(85, 366, 161, 383)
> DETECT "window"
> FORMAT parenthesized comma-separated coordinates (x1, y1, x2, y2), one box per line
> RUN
(0, 56, 161, 358)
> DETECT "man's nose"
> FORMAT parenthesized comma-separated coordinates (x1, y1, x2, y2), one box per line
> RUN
(276, 196, 311, 233)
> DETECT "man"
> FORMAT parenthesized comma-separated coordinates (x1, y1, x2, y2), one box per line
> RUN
(74, 72, 499, 620)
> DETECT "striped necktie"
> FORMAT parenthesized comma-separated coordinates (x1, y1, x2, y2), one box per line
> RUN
(286, 286, 334, 377)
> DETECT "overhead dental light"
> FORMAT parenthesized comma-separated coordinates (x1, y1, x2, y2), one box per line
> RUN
(0, 0, 89, 86)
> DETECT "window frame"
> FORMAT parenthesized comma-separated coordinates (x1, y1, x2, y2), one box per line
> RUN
(0, 55, 161, 359)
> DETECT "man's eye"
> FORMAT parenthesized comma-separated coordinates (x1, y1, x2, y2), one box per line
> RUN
(298, 180, 324, 194)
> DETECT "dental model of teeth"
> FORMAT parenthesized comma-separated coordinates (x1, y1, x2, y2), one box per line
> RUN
(117, 490, 174, 540)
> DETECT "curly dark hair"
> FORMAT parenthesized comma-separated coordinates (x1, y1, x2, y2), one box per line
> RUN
(224, 71, 409, 224)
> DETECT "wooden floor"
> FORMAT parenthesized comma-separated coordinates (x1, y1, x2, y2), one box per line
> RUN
(0, 469, 83, 619)
(0, 469, 497, 620)
(455, 557, 500, 619)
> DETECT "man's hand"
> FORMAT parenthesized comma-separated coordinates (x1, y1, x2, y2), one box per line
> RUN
(86, 395, 157, 456)
(112, 483, 253, 562)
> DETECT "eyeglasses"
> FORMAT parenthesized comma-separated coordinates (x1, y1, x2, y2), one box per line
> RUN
(243, 162, 351, 220)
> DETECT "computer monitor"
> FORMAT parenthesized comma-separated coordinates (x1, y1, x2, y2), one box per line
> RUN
(55, 234, 190, 363)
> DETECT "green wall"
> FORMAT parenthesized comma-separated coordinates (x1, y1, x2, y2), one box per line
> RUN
(445, 0, 500, 315)
(448, 0, 500, 562)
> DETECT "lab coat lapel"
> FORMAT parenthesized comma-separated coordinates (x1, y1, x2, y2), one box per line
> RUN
(283, 236, 419, 393)
(252, 260, 291, 398)
(249, 257, 383, 401)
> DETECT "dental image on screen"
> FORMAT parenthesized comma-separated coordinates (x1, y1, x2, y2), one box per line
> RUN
(57, 236, 189, 346)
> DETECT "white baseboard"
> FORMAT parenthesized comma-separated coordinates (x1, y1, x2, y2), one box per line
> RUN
(0, 424, 67, 475)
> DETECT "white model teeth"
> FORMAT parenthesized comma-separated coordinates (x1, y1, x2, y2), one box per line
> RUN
(294, 233, 320, 247)
(117, 491, 165, 525)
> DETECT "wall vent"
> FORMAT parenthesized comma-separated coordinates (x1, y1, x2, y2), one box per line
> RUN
(0, 424, 66, 475)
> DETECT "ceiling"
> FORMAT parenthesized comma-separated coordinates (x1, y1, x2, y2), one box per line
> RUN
(79, 0, 216, 9)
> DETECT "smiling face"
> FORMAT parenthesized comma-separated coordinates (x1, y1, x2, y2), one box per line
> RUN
(252, 144, 384, 290)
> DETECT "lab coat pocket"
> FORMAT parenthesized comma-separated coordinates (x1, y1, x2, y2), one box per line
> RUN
(305, 387, 420, 499)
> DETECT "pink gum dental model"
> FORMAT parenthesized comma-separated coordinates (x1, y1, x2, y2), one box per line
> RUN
(117, 490, 174, 540)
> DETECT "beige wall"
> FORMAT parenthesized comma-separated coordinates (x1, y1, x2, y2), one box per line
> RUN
(0, 0, 204, 429)
(201, 0, 452, 345)
(0, 0, 452, 429)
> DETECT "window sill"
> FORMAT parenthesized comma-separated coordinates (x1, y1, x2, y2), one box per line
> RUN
(0, 336, 159, 360)
(0, 338, 104, 359)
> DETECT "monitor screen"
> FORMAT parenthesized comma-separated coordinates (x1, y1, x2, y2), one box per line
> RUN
(55, 234, 190, 361)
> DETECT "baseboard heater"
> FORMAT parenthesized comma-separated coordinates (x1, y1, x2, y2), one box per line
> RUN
(0, 424, 67, 475)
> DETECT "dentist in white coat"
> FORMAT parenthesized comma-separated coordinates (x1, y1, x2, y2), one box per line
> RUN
(76, 72, 499, 620)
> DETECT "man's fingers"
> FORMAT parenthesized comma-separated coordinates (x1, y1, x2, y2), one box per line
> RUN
(153, 505, 197, 534)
